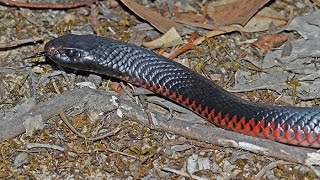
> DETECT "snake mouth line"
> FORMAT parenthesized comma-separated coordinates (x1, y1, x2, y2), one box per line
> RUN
(25, 51, 47, 59)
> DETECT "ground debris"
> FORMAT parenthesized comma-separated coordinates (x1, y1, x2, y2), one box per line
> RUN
(0, 0, 320, 179)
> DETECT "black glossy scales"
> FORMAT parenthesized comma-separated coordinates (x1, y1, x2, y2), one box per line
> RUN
(45, 34, 320, 148)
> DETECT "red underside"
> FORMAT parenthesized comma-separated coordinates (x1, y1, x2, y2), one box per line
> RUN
(121, 75, 320, 148)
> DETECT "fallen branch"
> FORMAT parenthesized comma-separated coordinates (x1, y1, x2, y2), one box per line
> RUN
(0, 88, 319, 165)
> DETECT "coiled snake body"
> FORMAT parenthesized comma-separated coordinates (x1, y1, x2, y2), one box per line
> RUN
(45, 34, 320, 148)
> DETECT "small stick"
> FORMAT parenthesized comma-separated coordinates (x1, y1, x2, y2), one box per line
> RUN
(58, 109, 137, 159)
(0, 37, 43, 49)
(168, 32, 197, 59)
(58, 109, 121, 141)
(255, 160, 290, 178)
(105, 148, 138, 160)
(120, 82, 136, 102)
(26, 142, 65, 151)
(161, 167, 207, 180)
(90, 0, 100, 35)
(1, 0, 90, 9)
(59, 109, 87, 139)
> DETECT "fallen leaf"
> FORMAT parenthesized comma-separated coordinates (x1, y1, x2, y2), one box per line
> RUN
(14, 152, 29, 169)
(312, 0, 320, 6)
(208, 0, 270, 26)
(143, 27, 183, 48)
(252, 33, 288, 53)
(119, 0, 182, 33)
(175, 1, 197, 13)
(230, 10, 320, 102)
(23, 115, 45, 136)
(185, 154, 210, 174)
(109, 81, 122, 93)
(175, 12, 203, 23)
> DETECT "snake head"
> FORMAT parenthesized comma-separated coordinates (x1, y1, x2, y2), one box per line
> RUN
(44, 34, 98, 71)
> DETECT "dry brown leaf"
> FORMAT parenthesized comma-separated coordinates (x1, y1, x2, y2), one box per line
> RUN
(241, 7, 287, 32)
(312, 0, 320, 6)
(143, 27, 183, 49)
(175, 12, 203, 23)
(252, 33, 288, 53)
(119, 0, 182, 33)
(174, 1, 286, 33)
(208, 0, 270, 26)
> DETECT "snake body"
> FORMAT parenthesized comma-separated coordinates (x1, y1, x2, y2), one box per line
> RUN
(45, 34, 320, 148)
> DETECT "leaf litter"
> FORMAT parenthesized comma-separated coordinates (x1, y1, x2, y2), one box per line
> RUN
(230, 10, 320, 103)
(0, 0, 319, 179)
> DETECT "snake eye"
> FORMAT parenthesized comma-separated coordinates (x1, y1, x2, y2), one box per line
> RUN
(61, 49, 81, 60)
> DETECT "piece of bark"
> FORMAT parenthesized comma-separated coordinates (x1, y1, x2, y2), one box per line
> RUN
(0, 88, 116, 142)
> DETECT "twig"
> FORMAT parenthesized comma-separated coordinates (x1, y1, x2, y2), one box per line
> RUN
(193, 25, 240, 46)
(90, 0, 100, 35)
(138, 95, 156, 129)
(168, 32, 197, 59)
(58, 108, 121, 141)
(186, 139, 221, 150)
(0, 67, 28, 73)
(132, 87, 154, 96)
(119, 82, 136, 102)
(147, 99, 173, 120)
(26, 142, 65, 151)
(0, 37, 43, 49)
(25, 141, 137, 161)
(58, 109, 86, 139)
(1, 0, 90, 9)
(161, 167, 207, 180)
(39, 71, 64, 80)
(1, 88, 320, 165)
(52, 81, 61, 94)
(91, 126, 121, 141)
(14, 73, 29, 92)
(200, 0, 208, 23)
(105, 148, 138, 160)
(255, 160, 289, 178)
(307, 165, 320, 178)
